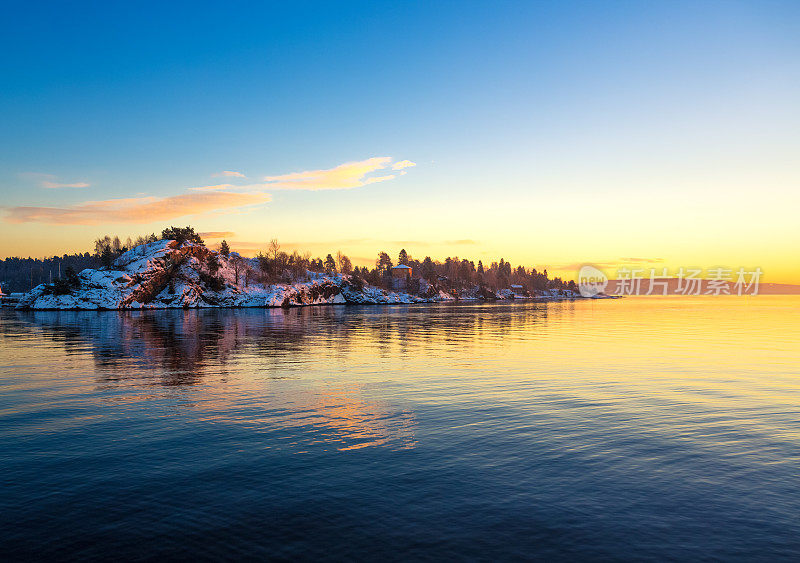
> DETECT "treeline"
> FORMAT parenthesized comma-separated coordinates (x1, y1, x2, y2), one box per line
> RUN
(250, 240, 573, 294)
(348, 249, 575, 294)
(0, 253, 98, 293)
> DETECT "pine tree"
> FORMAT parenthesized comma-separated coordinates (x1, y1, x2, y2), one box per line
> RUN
(421, 257, 435, 280)
(376, 252, 393, 273)
(324, 254, 337, 273)
(161, 226, 203, 244)
(220, 240, 230, 258)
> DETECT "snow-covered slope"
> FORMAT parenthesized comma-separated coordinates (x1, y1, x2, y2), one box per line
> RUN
(16, 239, 454, 310)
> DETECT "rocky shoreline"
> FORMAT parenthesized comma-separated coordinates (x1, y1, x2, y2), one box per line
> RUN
(14, 238, 598, 311)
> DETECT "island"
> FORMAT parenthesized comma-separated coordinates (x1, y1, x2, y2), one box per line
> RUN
(13, 233, 585, 311)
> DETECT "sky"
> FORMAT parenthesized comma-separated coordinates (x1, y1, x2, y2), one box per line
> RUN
(1, 1, 799, 282)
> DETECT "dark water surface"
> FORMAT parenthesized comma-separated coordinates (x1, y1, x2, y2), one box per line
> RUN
(2, 297, 799, 561)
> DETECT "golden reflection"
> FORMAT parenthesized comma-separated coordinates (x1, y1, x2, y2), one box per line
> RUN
(5, 297, 800, 449)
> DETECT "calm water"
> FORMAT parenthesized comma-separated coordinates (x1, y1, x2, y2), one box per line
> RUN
(1, 297, 799, 561)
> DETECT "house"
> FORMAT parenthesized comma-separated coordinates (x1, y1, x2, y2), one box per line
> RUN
(510, 284, 525, 297)
(391, 264, 412, 277)
(391, 264, 412, 289)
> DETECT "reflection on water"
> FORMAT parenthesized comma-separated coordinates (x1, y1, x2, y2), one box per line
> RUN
(1, 298, 800, 560)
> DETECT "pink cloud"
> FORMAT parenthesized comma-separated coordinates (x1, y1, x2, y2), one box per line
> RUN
(189, 183, 235, 191)
(42, 181, 91, 189)
(198, 231, 236, 239)
(4, 191, 271, 225)
(19, 173, 90, 189)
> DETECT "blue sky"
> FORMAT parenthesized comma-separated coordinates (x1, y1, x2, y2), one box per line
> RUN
(2, 1, 799, 280)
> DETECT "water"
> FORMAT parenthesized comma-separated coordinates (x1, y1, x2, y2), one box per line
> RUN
(1, 297, 799, 560)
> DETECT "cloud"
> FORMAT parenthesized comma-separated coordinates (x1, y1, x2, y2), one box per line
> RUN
(551, 258, 665, 271)
(262, 157, 403, 191)
(4, 191, 271, 225)
(212, 171, 246, 178)
(20, 172, 90, 189)
(7, 156, 413, 226)
(619, 257, 664, 263)
(42, 181, 91, 189)
(392, 160, 416, 170)
(387, 239, 478, 247)
(198, 231, 236, 239)
(189, 183, 236, 191)
(553, 262, 618, 271)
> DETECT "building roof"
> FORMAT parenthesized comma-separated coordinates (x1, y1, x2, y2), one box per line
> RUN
(391, 264, 412, 270)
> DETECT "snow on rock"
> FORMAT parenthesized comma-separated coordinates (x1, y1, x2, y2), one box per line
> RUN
(16, 239, 452, 311)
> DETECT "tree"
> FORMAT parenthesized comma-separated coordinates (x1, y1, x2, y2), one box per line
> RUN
(376, 252, 393, 273)
(421, 256, 435, 280)
(268, 239, 280, 261)
(206, 254, 220, 273)
(161, 226, 203, 244)
(64, 266, 80, 288)
(324, 254, 337, 273)
(100, 246, 115, 268)
(230, 255, 245, 285)
(477, 261, 484, 275)
(336, 251, 352, 275)
(398, 248, 409, 266)
(459, 259, 472, 282)
(220, 240, 230, 257)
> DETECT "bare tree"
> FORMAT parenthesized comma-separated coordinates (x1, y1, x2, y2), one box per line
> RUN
(336, 251, 353, 275)
(268, 239, 280, 262)
(230, 255, 245, 286)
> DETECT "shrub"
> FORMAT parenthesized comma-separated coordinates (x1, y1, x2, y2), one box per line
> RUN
(199, 271, 225, 292)
(64, 266, 80, 288)
(348, 274, 364, 292)
(45, 267, 82, 296)
(206, 254, 220, 274)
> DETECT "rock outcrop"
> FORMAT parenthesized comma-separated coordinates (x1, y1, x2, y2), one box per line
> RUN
(17, 239, 452, 310)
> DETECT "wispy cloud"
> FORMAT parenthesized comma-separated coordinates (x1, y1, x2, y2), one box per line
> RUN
(20, 172, 90, 189)
(551, 258, 665, 271)
(263, 157, 403, 191)
(619, 257, 664, 263)
(4, 192, 271, 225)
(392, 160, 416, 171)
(388, 239, 478, 247)
(199, 231, 235, 239)
(192, 157, 415, 193)
(42, 181, 91, 189)
(212, 170, 246, 178)
(189, 183, 236, 192)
